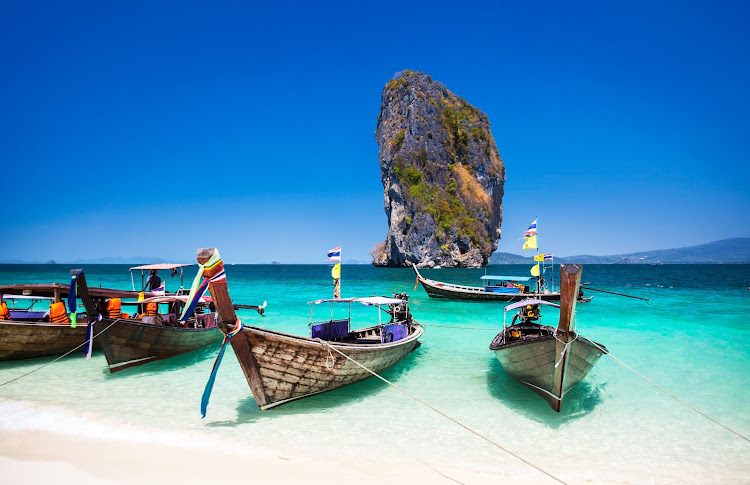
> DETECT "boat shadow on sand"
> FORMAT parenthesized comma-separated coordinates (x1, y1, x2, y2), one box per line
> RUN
(204, 349, 423, 428)
(485, 357, 607, 427)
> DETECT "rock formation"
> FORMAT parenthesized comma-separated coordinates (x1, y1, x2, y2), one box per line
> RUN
(371, 70, 505, 268)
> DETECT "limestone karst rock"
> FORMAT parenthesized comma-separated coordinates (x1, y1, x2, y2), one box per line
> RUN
(371, 70, 505, 267)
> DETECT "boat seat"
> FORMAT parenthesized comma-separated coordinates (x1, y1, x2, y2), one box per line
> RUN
(10, 311, 48, 321)
(311, 319, 349, 340)
(381, 323, 408, 343)
(142, 314, 165, 326)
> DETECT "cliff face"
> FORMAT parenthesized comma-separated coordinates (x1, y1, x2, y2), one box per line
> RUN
(371, 70, 505, 268)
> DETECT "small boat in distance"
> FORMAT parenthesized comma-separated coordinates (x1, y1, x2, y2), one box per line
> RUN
(196, 247, 423, 410)
(412, 264, 591, 302)
(489, 264, 605, 411)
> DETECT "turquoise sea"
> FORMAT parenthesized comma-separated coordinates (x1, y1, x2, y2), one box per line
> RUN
(0, 263, 748, 483)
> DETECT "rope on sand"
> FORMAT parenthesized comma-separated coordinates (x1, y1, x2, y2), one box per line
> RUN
(318, 340, 568, 485)
(0, 319, 120, 387)
(589, 341, 749, 444)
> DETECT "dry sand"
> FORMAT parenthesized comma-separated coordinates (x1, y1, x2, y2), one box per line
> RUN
(0, 429, 558, 485)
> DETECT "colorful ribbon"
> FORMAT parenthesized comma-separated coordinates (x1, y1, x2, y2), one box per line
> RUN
(84, 314, 102, 359)
(180, 250, 224, 322)
(68, 269, 83, 328)
(200, 318, 243, 418)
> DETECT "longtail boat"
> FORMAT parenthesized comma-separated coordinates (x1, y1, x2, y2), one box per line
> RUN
(489, 264, 605, 411)
(76, 288, 264, 374)
(90, 296, 225, 373)
(412, 264, 591, 303)
(0, 273, 145, 361)
(197, 247, 423, 411)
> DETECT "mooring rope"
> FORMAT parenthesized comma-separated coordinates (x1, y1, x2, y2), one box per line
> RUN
(318, 340, 567, 484)
(552, 333, 579, 369)
(589, 341, 750, 443)
(0, 319, 120, 387)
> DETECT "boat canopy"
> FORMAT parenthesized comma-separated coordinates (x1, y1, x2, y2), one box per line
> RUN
(309, 296, 406, 306)
(480, 276, 534, 282)
(503, 299, 560, 312)
(2, 294, 54, 300)
(129, 263, 193, 271)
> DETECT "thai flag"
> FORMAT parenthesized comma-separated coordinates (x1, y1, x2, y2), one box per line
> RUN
(524, 219, 537, 238)
(327, 247, 341, 262)
(152, 282, 166, 295)
(544, 253, 553, 261)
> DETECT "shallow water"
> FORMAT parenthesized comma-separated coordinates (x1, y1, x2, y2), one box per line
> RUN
(1, 264, 748, 483)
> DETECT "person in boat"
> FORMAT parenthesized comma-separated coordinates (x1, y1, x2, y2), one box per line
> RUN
(144, 269, 162, 291)
(511, 303, 540, 326)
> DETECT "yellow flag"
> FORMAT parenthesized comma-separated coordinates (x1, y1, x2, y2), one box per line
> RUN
(522, 235, 537, 250)
(331, 263, 341, 279)
(138, 291, 144, 301)
(533, 254, 545, 261)
(530, 264, 540, 277)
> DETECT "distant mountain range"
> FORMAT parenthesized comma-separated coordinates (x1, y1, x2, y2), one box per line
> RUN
(489, 238, 750, 264)
(0, 256, 180, 265)
(3, 239, 748, 265)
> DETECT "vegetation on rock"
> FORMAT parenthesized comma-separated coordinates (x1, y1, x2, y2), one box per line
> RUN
(373, 70, 505, 267)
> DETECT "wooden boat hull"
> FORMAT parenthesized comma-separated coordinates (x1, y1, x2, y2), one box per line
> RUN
(230, 323, 423, 410)
(420, 278, 562, 302)
(490, 333, 605, 411)
(0, 320, 99, 361)
(97, 319, 223, 372)
(413, 265, 592, 302)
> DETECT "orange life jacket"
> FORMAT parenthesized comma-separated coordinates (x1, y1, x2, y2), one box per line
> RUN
(107, 298, 122, 319)
(0, 302, 9, 320)
(145, 302, 158, 316)
(49, 301, 70, 324)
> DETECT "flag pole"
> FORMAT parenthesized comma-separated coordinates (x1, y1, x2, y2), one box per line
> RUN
(535, 215, 541, 297)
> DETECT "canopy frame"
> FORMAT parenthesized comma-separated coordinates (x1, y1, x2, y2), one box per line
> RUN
(130, 264, 192, 291)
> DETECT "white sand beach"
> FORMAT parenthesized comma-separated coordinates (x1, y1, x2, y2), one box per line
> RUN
(0, 429, 560, 485)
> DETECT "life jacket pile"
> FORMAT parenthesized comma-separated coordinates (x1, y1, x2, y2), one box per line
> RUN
(49, 301, 70, 324)
(106, 298, 122, 319)
(0, 302, 10, 320)
(145, 302, 158, 316)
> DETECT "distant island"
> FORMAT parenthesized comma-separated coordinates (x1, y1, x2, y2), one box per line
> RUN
(488, 238, 750, 264)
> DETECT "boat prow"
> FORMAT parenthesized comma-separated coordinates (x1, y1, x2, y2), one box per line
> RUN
(489, 264, 606, 411)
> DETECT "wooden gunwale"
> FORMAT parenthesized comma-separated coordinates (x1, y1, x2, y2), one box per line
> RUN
(237, 322, 422, 349)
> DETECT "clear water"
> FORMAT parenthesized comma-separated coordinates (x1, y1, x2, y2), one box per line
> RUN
(1, 264, 748, 483)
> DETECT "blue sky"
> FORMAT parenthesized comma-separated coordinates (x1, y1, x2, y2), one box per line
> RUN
(2, 1, 748, 263)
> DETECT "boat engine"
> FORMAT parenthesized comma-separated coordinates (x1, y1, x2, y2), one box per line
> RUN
(391, 292, 412, 323)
